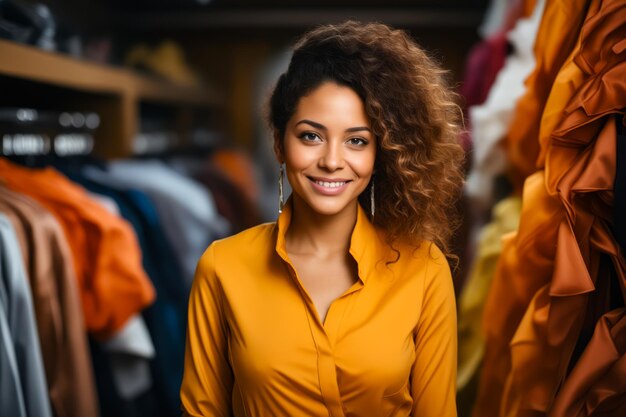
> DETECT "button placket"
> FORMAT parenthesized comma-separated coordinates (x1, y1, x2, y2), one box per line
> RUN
(281, 258, 347, 417)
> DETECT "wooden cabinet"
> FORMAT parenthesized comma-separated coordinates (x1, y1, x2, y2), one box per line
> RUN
(0, 39, 218, 158)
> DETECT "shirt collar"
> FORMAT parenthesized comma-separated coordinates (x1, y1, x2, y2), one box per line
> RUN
(274, 197, 386, 284)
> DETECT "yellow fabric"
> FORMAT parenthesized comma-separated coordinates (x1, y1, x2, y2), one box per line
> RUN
(457, 196, 522, 390)
(181, 199, 458, 417)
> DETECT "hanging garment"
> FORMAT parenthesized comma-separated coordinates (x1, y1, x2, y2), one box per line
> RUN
(465, 0, 546, 209)
(502, 3, 626, 415)
(0, 158, 155, 340)
(165, 156, 261, 233)
(457, 196, 522, 391)
(63, 171, 187, 417)
(474, 2, 626, 416)
(0, 292, 27, 417)
(547, 309, 626, 417)
(194, 164, 261, 233)
(504, 0, 592, 193)
(478, 0, 537, 40)
(472, 172, 563, 417)
(181, 199, 457, 417)
(0, 186, 99, 417)
(0, 214, 52, 417)
(86, 192, 156, 402)
(83, 160, 228, 286)
(210, 149, 260, 205)
(460, 32, 508, 110)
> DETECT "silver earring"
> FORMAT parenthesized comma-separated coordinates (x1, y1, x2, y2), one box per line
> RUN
(278, 164, 285, 214)
(370, 179, 375, 218)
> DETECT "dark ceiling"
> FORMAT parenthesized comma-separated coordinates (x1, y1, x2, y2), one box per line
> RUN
(43, 0, 488, 35)
(96, 0, 489, 32)
(103, 0, 488, 12)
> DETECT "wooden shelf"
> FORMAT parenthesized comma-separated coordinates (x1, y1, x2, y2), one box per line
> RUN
(0, 39, 217, 105)
(0, 39, 218, 157)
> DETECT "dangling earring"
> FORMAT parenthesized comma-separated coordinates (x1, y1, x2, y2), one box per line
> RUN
(370, 177, 375, 219)
(278, 164, 285, 214)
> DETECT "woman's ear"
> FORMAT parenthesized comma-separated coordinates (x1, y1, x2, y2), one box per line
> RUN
(273, 130, 284, 164)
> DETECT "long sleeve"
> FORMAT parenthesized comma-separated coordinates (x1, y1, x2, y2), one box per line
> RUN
(410, 247, 458, 417)
(180, 243, 234, 416)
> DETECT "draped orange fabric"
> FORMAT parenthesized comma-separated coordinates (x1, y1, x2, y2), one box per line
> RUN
(472, 171, 563, 417)
(548, 309, 626, 417)
(504, 0, 591, 193)
(521, 0, 538, 17)
(502, 119, 622, 417)
(474, 1, 626, 416)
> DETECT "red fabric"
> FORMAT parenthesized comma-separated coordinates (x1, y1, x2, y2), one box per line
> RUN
(461, 32, 509, 109)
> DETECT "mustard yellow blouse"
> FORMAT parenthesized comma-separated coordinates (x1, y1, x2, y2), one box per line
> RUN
(181, 201, 457, 416)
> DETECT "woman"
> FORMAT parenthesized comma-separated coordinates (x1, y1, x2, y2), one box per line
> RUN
(181, 21, 465, 417)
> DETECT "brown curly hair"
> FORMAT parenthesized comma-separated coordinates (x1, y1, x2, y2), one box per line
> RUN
(268, 21, 465, 258)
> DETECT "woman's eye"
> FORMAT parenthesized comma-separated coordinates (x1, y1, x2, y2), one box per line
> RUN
(347, 137, 368, 146)
(299, 132, 321, 142)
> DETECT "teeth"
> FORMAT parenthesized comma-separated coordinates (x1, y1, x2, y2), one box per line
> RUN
(315, 180, 346, 188)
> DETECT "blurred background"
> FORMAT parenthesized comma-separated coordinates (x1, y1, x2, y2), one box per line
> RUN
(0, 0, 487, 222)
(2, 1, 624, 417)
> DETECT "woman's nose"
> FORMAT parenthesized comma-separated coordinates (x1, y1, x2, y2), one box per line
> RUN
(318, 142, 344, 171)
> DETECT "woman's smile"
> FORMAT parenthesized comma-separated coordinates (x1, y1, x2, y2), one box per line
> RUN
(307, 176, 352, 195)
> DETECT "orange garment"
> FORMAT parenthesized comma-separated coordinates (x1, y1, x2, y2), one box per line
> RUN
(210, 149, 259, 203)
(475, 122, 622, 417)
(502, 120, 620, 416)
(527, 3, 626, 413)
(474, 1, 626, 416)
(0, 158, 155, 340)
(548, 309, 626, 417)
(181, 199, 458, 416)
(504, 0, 591, 193)
(472, 172, 563, 417)
(521, 0, 538, 18)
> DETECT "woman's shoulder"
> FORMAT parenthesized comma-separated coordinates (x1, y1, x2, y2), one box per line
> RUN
(217, 221, 277, 248)
(383, 238, 451, 283)
(196, 222, 277, 268)
(392, 238, 448, 268)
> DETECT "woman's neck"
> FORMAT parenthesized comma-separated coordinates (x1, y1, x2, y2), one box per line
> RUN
(285, 196, 358, 258)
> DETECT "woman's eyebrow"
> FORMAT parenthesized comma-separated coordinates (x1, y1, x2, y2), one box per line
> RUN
(295, 119, 327, 130)
(345, 126, 371, 133)
(295, 119, 371, 133)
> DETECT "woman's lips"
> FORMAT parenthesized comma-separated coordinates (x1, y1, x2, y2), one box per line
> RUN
(308, 176, 351, 195)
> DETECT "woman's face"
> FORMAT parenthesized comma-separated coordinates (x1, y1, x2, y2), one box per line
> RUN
(278, 81, 376, 217)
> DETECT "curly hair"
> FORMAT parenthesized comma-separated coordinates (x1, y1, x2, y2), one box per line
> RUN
(268, 21, 465, 258)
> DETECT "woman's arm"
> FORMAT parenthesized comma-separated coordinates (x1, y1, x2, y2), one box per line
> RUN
(181, 243, 234, 417)
(410, 245, 458, 417)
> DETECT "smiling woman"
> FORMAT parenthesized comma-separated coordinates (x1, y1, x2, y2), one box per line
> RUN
(181, 20, 465, 417)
